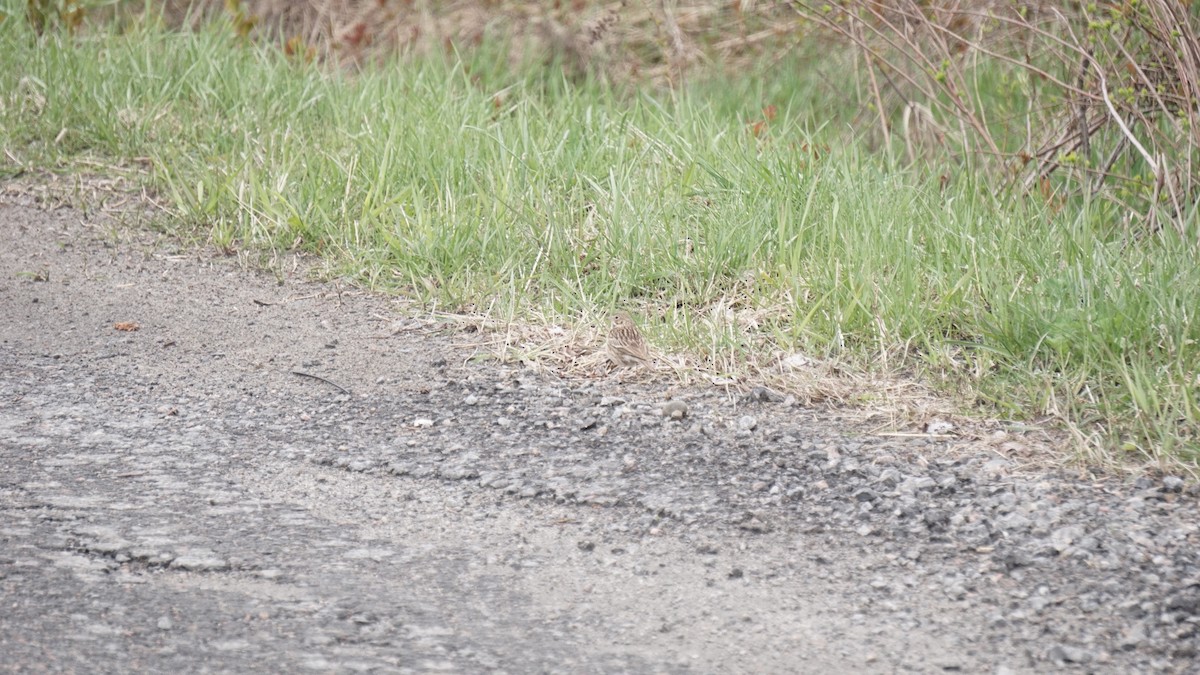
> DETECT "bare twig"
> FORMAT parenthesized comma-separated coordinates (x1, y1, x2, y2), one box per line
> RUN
(856, 14, 891, 152)
(1075, 49, 1091, 163)
(1098, 71, 1157, 174)
(1092, 136, 1128, 197)
(290, 370, 351, 394)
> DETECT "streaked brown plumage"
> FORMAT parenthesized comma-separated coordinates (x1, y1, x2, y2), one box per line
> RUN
(608, 311, 650, 367)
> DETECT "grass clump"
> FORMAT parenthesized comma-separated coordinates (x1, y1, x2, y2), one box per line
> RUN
(1, 13, 1198, 469)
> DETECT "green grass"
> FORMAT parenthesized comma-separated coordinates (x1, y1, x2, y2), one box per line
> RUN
(2, 15, 1199, 467)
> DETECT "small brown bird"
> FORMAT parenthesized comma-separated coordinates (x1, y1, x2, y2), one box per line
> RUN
(608, 311, 651, 368)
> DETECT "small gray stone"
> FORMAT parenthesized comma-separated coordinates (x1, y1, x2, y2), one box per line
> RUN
(347, 459, 374, 472)
(898, 476, 936, 494)
(735, 513, 771, 533)
(996, 512, 1032, 533)
(662, 400, 689, 420)
(981, 458, 1011, 476)
(942, 579, 967, 601)
(1050, 525, 1086, 553)
(1165, 586, 1200, 615)
(746, 386, 785, 403)
(923, 510, 950, 528)
(439, 465, 479, 481)
(1047, 644, 1093, 664)
(1163, 476, 1185, 492)
(925, 419, 955, 435)
(929, 656, 962, 670)
(994, 549, 1033, 571)
(853, 488, 878, 502)
(1118, 622, 1149, 650)
(737, 415, 757, 431)
(171, 552, 228, 572)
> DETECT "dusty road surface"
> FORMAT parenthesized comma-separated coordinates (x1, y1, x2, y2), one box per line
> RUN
(1, 200, 1198, 674)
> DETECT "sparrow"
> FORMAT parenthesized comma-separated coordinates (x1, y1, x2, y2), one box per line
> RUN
(608, 311, 651, 368)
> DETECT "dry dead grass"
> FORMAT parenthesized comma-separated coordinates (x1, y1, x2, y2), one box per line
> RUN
(394, 304, 1072, 472)
(121, 0, 801, 87)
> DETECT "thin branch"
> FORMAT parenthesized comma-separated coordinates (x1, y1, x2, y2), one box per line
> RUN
(857, 16, 892, 152)
(1099, 71, 1158, 173)
(1075, 49, 1092, 162)
(1092, 136, 1127, 196)
(873, 3, 1102, 102)
(290, 370, 352, 395)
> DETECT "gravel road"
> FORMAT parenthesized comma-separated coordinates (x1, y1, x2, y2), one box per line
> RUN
(1, 200, 1198, 674)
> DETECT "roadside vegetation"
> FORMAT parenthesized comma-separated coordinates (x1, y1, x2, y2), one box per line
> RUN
(2, 1, 1198, 469)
